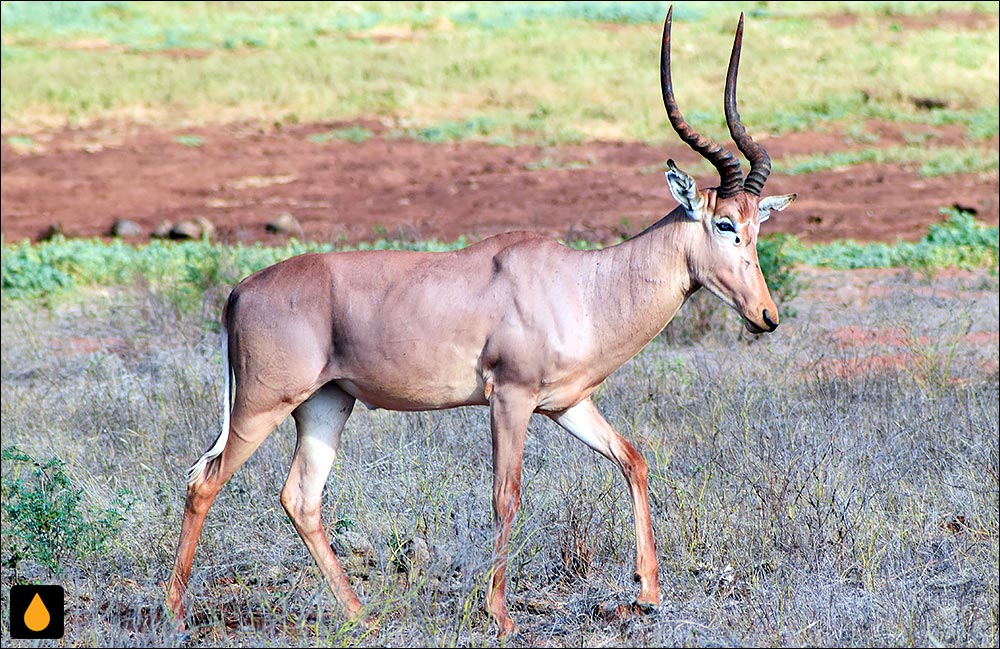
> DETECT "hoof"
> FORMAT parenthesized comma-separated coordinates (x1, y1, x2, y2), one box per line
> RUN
(631, 599, 659, 615)
(594, 599, 659, 623)
(171, 629, 192, 644)
(496, 618, 520, 640)
(358, 614, 381, 637)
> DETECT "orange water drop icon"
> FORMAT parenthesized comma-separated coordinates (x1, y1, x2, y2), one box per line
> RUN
(24, 592, 51, 632)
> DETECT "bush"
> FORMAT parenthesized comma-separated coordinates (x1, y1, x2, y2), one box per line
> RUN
(1, 446, 134, 582)
(758, 232, 802, 310)
(785, 207, 999, 271)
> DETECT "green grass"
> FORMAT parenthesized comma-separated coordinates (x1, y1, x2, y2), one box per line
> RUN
(2, 1, 996, 149)
(405, 115, 500, 143)
(172, 133, 203, 147)
(308, 126, 374, 144)
(2, 210, 996, 306)
(0, 236, 474, 303)
(784, 208, 999, 270)
(776, 145, 1000, 178)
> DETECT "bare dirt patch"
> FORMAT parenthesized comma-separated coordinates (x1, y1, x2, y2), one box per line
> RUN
(2, 121, 997, 246)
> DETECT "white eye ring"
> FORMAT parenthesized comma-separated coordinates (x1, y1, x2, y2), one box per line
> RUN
(715, 219, 741, 245)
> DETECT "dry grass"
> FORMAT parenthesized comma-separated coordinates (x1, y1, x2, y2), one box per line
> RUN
(1, 267, 997, 647)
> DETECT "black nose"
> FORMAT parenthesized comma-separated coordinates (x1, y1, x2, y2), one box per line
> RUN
(763, 309, 779, 331)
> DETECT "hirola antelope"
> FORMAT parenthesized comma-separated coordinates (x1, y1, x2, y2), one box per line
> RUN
(166, 7, 795, 638)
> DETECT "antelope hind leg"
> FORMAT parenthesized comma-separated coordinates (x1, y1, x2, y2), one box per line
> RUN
(281, 383, 377, 629)
(166, 404, 295, 627)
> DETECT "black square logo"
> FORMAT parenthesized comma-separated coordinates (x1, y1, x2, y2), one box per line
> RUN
(9, 584, 64, 639)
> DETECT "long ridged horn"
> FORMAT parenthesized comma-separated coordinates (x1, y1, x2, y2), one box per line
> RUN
(661, 6, 743, 198)
(724, 12, 771, 196)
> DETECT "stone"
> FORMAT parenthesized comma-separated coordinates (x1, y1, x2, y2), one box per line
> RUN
(152, 220, 173, 238)
(330, 530, 376, 579)
(266, 212, 302, 237)
(110, 218, 143, 237)
(168, 217, 215, 240)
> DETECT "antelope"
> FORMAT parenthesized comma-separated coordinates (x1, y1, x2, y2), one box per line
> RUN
(165, 7, 795, 638)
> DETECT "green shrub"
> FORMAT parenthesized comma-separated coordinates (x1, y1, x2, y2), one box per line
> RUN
(0, 244, 76, 297)
(758, 232, 801, 312)
(1, 446, 134, 581)
(2, 212, 995, 305)
(308, 126, 373, 144)
(786, 207, 999, 271)
(408, 116, 499, 143)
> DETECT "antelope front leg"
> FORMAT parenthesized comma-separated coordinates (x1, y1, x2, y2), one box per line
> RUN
(550, 398, 660, 609)
(485, 388, 533, 638)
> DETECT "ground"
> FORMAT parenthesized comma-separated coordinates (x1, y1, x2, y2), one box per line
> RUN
(1, 119, 997, 246)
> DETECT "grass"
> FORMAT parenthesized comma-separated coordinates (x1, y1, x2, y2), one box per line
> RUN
(2, 209, 995, 305)
(172, 134, 203, 147)
(1, 1, 996, 151)
(0, 260, 996, 647)
(775, 145, 1000, 178)
(784, 208, 999, 271)
(0, 3, 998, 645)
(307, 126, 374, 144)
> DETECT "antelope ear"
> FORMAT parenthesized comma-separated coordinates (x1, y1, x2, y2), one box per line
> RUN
(664, 159, 703, 220)
(758, 193, 796, 223)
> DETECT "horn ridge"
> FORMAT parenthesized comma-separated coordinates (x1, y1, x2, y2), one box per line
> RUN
(660, 6, 743, 198)
(724, 12, 771, 196)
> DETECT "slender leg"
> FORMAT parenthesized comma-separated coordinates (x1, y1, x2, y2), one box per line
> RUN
(166, 403, 297, 626)
(485, 388, 534, 638)
(549, 398, 660, 609)
(279, 383, 370, 625)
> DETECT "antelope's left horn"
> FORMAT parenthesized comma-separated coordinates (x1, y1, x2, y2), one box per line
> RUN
(724, 12, 771, 196)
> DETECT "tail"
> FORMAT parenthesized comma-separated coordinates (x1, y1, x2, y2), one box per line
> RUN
(186, 326, 233, 485)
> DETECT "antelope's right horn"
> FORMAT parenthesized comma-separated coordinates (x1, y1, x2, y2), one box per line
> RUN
(660, 6, 744, 198)
(724, 12, 771, 196)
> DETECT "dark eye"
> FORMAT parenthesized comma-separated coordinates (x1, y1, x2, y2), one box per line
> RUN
(716, 220, 736, 233)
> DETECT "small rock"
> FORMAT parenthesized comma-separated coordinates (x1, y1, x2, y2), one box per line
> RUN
(110, 218, 143, 237)
(152, 221, 174, 238)
(330, 530, 376, 579)
(266, 212, 302, 236)
(169, 217, 215, 240)
(40, 222, 64, 241)
(405, 536, 430, 570)
(193, 216, 216, 240)
(390, 535, 431, 576)
(264, 565, 285, 582)
(168, 220, 201, 240)
(910, 95, 947, 110)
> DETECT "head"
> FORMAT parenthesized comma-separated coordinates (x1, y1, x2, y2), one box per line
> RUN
(665, 159, 794, 333)
(660, 6, 795, 334)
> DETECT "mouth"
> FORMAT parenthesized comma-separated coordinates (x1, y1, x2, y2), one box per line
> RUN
(744, 308, 779, 334)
